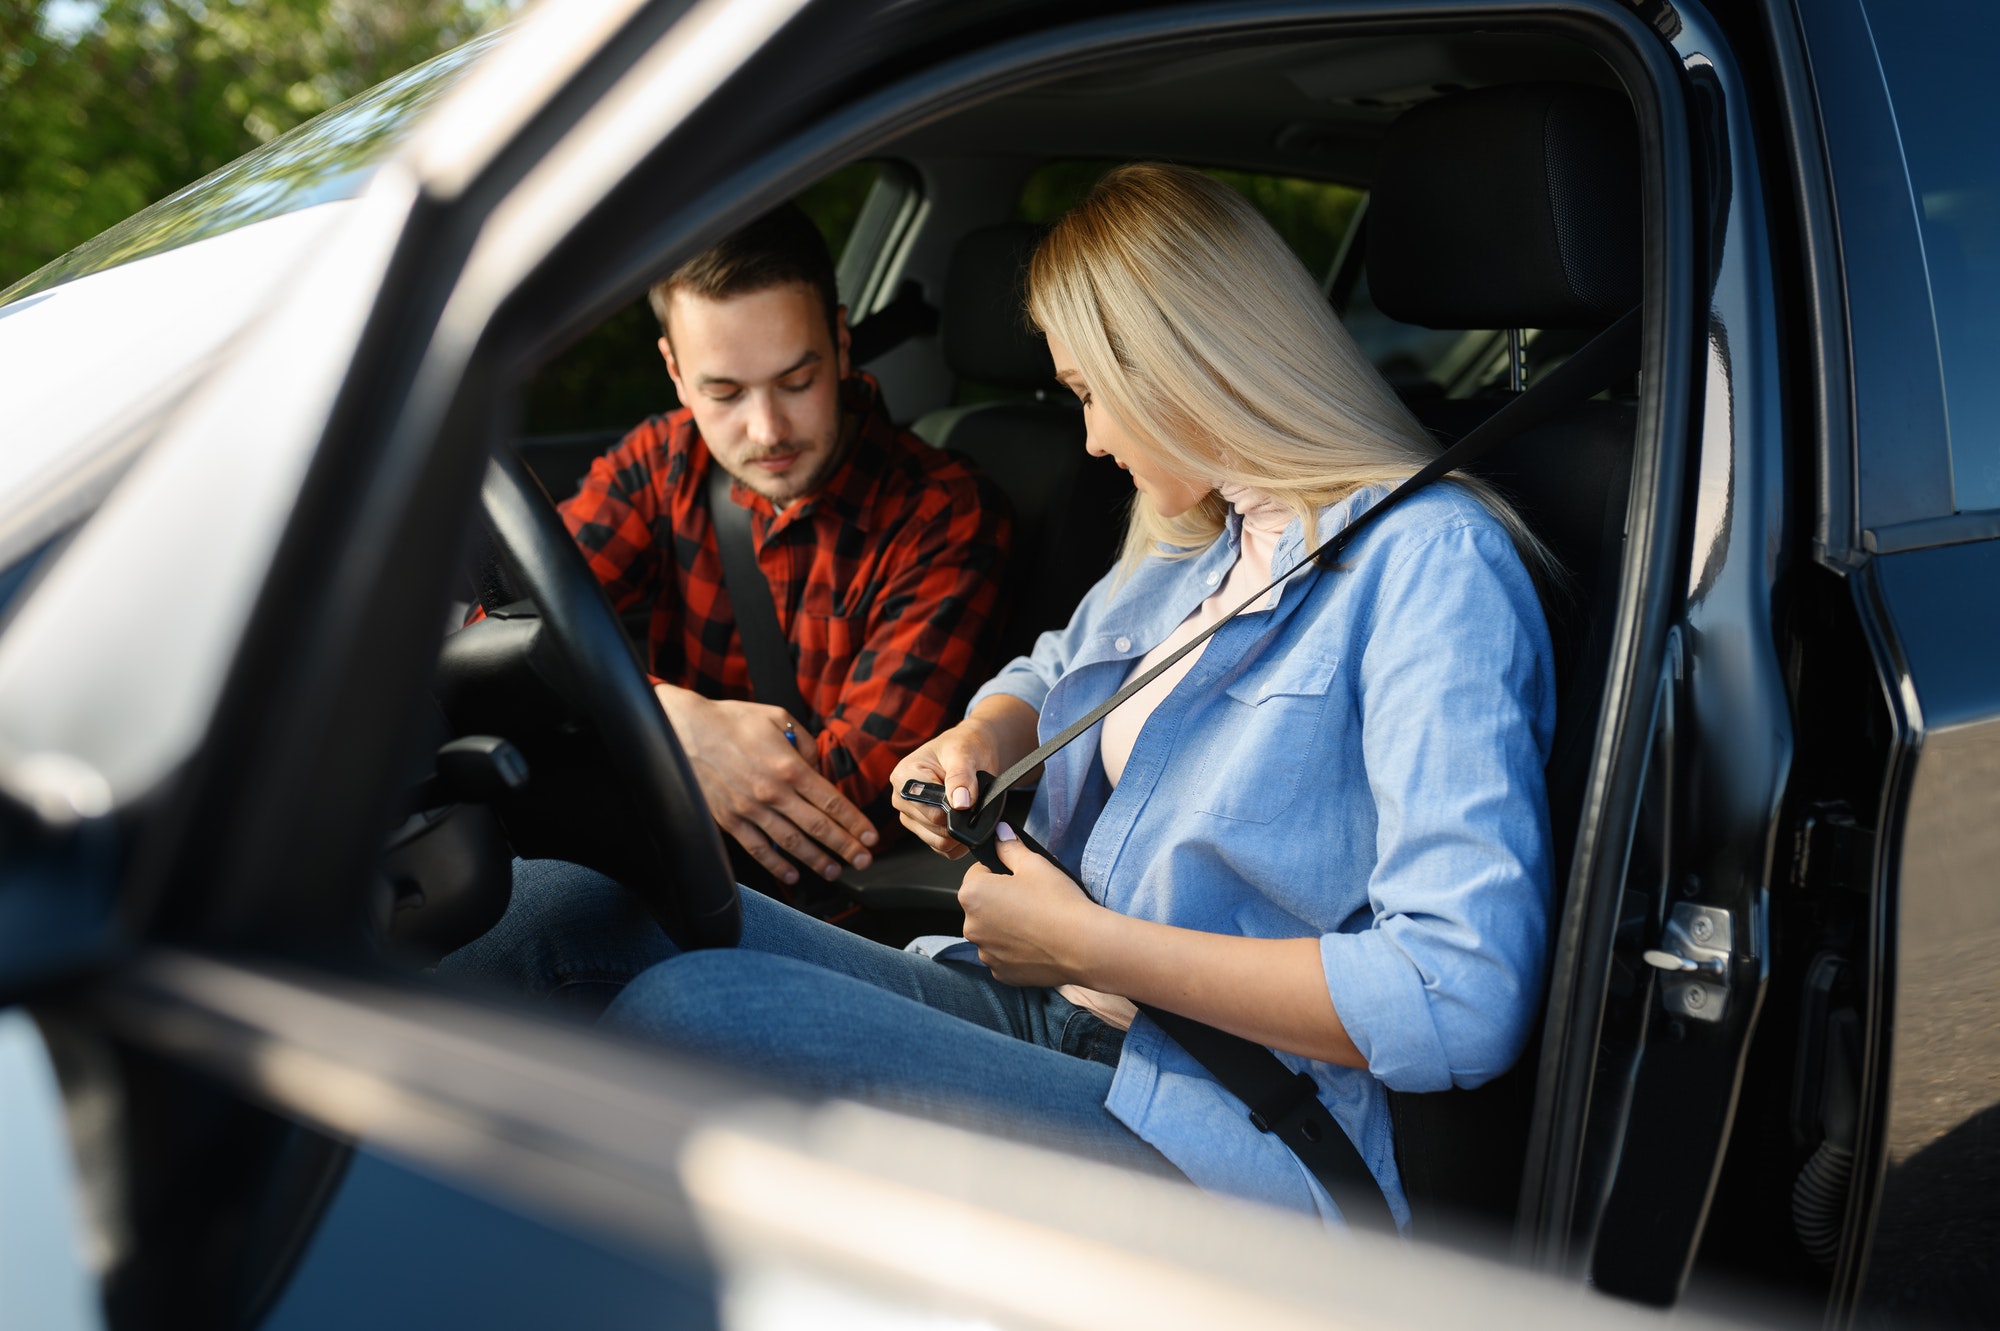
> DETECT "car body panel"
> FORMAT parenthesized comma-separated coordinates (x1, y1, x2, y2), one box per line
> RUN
(1849, 539, 2000, 1326)
(0, 177, 416, 827)
(0, 205, 350, 548)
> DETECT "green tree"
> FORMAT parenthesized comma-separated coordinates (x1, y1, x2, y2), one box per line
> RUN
(0, 0, 509, 290)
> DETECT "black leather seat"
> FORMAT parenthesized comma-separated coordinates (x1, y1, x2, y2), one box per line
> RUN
(1364, 82, 1642, 1236)
(843, 225, 1131, 912)
(913, 224, 1134, 666)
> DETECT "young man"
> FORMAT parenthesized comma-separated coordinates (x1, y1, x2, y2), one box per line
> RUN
(559, 204, 1012, 900)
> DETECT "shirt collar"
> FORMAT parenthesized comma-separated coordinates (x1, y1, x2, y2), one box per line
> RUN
(1081, 485, 1393, 662)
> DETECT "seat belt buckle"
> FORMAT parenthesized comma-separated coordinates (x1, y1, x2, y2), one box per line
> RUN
(1248, 1071, 1325, 1134)
(900, 772, 1008, 852)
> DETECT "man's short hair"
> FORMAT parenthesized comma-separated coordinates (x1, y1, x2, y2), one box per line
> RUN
(649, 203, 839, 342)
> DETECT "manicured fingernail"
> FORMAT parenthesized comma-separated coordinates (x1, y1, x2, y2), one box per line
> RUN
(996, 822, 1018, 842)
(853, 851, 873, 870)
(861, 830, 879, 846)
(783, 871, 799, 885)
(951, 786, 972, 809)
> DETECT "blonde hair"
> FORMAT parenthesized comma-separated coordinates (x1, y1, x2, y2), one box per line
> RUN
(1026, 163, 1551, 581)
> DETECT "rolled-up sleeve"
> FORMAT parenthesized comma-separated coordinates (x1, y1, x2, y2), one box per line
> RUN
(1317, 521, 1556, 1092)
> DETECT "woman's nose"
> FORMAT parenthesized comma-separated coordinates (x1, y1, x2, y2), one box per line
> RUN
(1084, 432, 1110, 459)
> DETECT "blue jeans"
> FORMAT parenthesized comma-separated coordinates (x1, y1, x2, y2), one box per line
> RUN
(440, 861, 1179, 1178)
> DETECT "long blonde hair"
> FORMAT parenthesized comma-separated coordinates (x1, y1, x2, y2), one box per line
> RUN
(1027, 163, 1550, 580)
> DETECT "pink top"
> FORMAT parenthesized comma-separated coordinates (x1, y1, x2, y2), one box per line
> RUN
(1098, 485, 1294, 786)
(1061, 485, 1294, 1031)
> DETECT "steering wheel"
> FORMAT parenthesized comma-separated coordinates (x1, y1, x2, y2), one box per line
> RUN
(475, 448, 740, 949)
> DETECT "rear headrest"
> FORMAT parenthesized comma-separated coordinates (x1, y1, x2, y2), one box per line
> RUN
(942, 223, 1055, 390)
(1367, 84, 1640, 330)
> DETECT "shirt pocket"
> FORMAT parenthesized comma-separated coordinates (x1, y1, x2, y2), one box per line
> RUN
(794, 577, 865, 672)
(1194, 650, 1342, 824)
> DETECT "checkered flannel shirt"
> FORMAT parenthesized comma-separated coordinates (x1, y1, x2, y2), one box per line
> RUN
(559, 375, 1013, 819)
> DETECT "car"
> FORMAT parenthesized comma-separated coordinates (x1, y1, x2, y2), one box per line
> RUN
(0, 0, 1994, 1326)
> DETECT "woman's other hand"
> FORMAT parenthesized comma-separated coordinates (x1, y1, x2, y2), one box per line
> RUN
(891, 695, 1041, 858)
(959, 825, 1101, 985)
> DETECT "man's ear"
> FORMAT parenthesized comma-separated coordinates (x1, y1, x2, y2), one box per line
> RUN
(834, 304, 852, 379)
(658, 335, 686, 397)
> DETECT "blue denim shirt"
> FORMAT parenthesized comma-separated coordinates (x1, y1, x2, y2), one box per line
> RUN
(967, 483, 1556, 1229)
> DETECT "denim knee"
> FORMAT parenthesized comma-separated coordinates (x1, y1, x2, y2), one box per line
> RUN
(439, 858, 673, 1005)
(605, 950, 798, 1049)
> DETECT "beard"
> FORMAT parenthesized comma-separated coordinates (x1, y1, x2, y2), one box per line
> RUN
(720, 416, 855, 505)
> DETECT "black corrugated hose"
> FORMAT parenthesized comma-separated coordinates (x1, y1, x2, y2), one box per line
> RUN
(1792, 1138, 1854, 1267)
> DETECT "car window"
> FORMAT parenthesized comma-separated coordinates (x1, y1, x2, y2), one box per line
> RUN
(516, 161, 899, 459)
(1016, 159, 1363, 284)
(1859, 0, 2000, 511)
(0, 32, 503, 309)
(1016, 161, 1539, 401)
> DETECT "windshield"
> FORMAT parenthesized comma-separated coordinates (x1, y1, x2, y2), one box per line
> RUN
(0, 30, 504, 309)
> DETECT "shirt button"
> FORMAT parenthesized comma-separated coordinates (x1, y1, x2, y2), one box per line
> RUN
(1115, 636, 1132, 652)
(1205, 571, 1220, 586)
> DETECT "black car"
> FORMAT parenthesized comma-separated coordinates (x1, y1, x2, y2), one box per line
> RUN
(0, 0, 1994, 1327)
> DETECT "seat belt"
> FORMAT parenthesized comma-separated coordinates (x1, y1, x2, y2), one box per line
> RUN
(903, 306, 1642, 1230)
(706, 464, 818, 734)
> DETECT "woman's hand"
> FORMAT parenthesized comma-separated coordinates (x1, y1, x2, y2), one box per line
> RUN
(890, 695, 1041, 858)
(959, 826, 1103, 986)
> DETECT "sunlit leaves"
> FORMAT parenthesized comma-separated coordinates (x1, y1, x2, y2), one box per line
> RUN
(0, 0, 514, 290)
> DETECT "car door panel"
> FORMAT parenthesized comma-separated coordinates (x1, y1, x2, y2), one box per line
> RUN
(1848, 541, 2000, 1328)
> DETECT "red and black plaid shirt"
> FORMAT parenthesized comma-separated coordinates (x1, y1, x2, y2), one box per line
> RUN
(560, 375, 1013, 818)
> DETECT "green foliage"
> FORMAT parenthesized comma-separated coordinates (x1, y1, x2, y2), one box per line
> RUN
(1204, 169, 1364, 284)
(792, 160, 878, 263)
(520, 163, 883, 436)
(1015, 159, 1365, 283)
(0, 0, 510, 291)
(519, 299, 669, 436)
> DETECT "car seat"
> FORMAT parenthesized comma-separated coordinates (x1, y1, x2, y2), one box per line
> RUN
(842, 225, 1132, 912)
(1364, 81, 1642, 1235)
(913, 224, 1134, 665)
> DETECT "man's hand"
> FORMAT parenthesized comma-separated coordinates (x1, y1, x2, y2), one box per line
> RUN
(654, 683, 877, 885)
(958, 825, 1101, 986)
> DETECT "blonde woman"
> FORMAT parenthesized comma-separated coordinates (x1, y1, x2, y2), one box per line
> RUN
(458, 164, 1554, 1229)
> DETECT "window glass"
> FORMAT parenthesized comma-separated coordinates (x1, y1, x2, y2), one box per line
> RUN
(519, 163, 886, 438)
(1860, 0, 2000, 510)
(1015, 162, 1534, 400)
(1015, 161, 1363, 283)
(0, 33, 501, 307)
(796, 162, 881, 272)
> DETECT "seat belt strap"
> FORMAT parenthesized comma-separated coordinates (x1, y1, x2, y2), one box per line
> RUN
(942, 304, 1643, 851)
(904, 306, 1642, 1229)
(1139, 1001, 1400, 1230)
(706, 463, 818, 734)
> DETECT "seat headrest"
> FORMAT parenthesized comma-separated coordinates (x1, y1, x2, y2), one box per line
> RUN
(1367, 83, 1640, 330)
(942, 223, 1056, 390)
